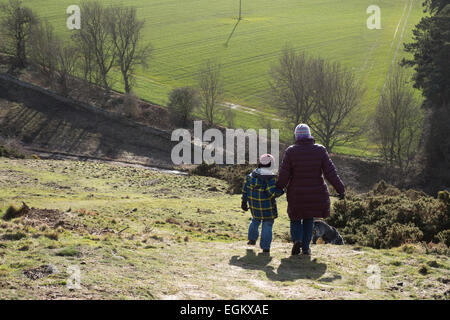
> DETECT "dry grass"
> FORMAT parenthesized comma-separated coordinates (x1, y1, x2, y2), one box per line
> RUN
(0, 158, 448, 300)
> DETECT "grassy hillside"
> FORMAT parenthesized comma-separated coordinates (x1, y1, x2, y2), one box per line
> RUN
(0, 158, 448, 299)
(21, 2, 423, 109)
(3, 0, 423, 157)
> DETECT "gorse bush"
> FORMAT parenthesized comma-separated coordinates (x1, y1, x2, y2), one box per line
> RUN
(0, 145, 25, 159)
(436, 230, 450, 246)
(327, 180, 450, 249)
(0, 137, 26, 159)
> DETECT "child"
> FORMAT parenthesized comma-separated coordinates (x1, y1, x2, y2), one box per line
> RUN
(241, 154, 284, 253)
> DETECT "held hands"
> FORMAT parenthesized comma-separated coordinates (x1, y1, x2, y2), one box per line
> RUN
(241, 200, 249, 212)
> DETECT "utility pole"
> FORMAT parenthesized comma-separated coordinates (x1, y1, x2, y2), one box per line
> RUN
(239, 0, 242, 20)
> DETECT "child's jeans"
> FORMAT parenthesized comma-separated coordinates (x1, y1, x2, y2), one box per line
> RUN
(248, 218, 274, 250)
(290, 218, 314, 252)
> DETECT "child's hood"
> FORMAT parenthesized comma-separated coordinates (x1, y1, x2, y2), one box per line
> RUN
(250, 168, 276, 180)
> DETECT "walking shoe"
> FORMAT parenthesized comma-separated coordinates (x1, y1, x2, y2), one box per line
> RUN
(302, 248, 311, 255)
(247, 240, 256, 245)
(291, 241, 302, 255)
(262, 249, 270, 253)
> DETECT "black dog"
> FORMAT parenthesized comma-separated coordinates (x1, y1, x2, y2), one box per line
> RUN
(312, 220, 344, 245)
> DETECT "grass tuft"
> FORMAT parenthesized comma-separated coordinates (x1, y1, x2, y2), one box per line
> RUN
(1, 232, 27, 241)
(56, 247, 79, 257)
(2, 203, 30, 221)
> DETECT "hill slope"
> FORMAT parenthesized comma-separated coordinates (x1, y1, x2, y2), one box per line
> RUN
(0, 158, 448, 299)
(0, 74, 176, 168)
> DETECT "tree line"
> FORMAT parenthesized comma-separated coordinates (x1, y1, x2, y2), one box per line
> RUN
(170, 46, 423, 178)
(401, 0, 449, 193)
(0, 0, 151, 96)
(269, 46, 423, 175)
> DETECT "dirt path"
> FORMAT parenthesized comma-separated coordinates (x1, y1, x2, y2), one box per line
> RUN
(158, 241, 364, 300)
(222, 102, 283, 122)
(23, 147, 187, 176)
(157, 240, 449, 300)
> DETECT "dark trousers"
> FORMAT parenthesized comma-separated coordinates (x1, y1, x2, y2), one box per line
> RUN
(290, 218, 314, 251)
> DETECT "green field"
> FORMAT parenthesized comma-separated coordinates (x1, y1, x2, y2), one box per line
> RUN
(18, 0, 424, 154)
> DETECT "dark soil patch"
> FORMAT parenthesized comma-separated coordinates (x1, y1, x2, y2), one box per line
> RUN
(6, 203, 111, 235)
(23, 264, 58, 280)
(165, 217, 182, 225)
(21, 206, 75, 230)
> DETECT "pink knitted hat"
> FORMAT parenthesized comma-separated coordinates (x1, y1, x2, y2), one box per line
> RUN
(259, 153, 275, 166)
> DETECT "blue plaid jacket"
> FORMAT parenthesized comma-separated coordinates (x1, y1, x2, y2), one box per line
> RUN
(242, 168, 284, 220)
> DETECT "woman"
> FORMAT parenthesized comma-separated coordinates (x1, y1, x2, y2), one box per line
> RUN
(276, 124, 345, 255)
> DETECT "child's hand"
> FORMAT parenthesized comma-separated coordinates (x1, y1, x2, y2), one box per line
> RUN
(241, 200, 249, 211)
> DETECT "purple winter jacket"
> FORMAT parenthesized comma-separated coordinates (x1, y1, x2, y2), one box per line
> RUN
(276, 137, 345, 221)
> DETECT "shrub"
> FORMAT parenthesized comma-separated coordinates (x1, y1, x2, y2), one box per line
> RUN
(119, 92, 141, 119)
(423, 242, 450, 256)
(190, 163, 253, 194)
(2, 206, 19, 220)
(0, 137, 26, 159)
(2, 203, 29, 221)
(327, 181, 450, 249)
(167, 87, 199, 127)
(436, 230, 450, 246)
(45, 232, 59, 241)
(56, 247, 79, 257)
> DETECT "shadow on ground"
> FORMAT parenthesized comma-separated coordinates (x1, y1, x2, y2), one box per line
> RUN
(229, 249, 327, 282)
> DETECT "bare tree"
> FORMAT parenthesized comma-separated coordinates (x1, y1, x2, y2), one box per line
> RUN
(198, 60, 224, 126)
(74, 29, 95, 85)
(56, 43, 79, 97)
(223, 108, 236, 128)
(28, 18, 79, 96)
(73, 0, 116, 90)
(258, 114, 274, 139)
(374, 66, 423, 172)
(29, 20, 59, 85)
(309, 60, 366, 152)
(0, 0, 38, 68)
(107, 6, 152, 94)
(269, 46, 317, 130)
